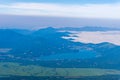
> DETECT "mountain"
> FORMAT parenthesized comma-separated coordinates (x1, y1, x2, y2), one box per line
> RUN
(12, 29, 34, 35)
(0, 27, 120, 69)
(58, 27, 120, 31)
(0, 29, 26, 48)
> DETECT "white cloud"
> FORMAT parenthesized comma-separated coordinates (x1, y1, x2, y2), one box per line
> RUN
(0, 3, 120, 19)
(62, 31, 120, 45)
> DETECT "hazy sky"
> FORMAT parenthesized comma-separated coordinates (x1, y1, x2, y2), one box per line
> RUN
(0, 0, 120, 29)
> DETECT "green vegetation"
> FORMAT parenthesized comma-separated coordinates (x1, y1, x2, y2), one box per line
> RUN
(0, 62, 120, 77)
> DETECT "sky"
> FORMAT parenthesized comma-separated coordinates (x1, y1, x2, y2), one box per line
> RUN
(0, 0, 120, 29)
(0, 0, 120, 4)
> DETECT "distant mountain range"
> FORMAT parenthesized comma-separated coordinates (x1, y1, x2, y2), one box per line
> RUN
(58, 26, 120, 31)
(0, 27, 120, 69)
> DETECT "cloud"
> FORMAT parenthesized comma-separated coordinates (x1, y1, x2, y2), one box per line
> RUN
(62, 31, 120, 45)
(0, 2, 120, 19)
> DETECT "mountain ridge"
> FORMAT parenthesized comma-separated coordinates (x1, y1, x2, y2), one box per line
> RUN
(0, 27, 120, 69)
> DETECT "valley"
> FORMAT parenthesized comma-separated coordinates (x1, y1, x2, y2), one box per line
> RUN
(0, 27, 120, 79)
